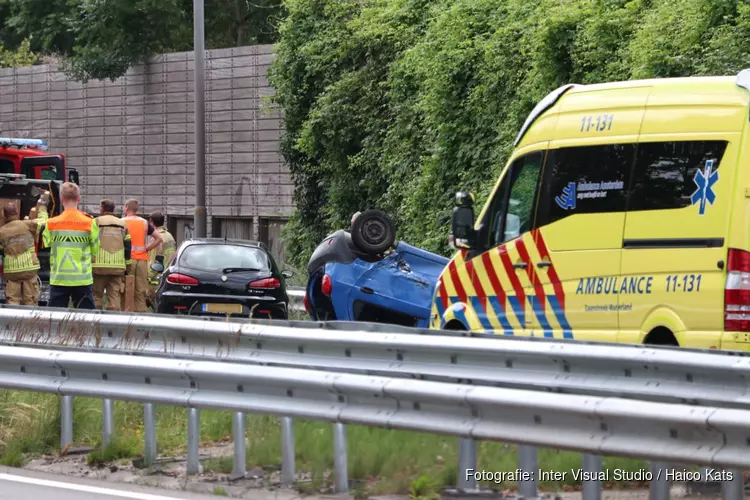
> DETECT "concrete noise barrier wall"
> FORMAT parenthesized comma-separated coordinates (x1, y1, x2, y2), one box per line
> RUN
(0, 45, 291, 243)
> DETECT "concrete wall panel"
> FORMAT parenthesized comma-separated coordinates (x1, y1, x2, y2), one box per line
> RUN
(0, 44, 291, 222)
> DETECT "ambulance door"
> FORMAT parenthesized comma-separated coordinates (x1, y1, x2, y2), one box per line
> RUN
(467, 148, 546, 335)
(526, 86, 649, 342)
(530, 141, 635, 341)
(619, 83, 745, 348)
(620, 138, 734, 348)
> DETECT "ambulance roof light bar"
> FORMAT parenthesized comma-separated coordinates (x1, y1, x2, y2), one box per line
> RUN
(0, 138, 49, 151)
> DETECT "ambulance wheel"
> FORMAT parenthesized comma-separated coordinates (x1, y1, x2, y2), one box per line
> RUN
(643, 327, 678, 346)
(351, 209, 396, 255)
(444, 320, 467, 331)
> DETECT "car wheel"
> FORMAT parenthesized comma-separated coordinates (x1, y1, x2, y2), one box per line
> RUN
(351, 209, 396, 255)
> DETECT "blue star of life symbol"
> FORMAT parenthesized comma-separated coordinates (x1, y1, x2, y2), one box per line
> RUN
(554, 181, 577, 210)
(690, 160, 718, 216)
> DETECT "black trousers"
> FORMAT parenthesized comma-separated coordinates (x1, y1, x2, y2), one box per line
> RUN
(48, 285, 95, 309)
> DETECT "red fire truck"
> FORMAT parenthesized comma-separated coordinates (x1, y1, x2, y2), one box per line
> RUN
(0, 138, 78, 305)
(0, 138, 78, 184)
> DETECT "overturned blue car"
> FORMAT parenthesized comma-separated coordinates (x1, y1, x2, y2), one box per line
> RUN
(304, 210, 449, 328)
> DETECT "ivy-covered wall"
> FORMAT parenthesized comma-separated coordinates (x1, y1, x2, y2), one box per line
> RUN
(270, 0, 750, 267)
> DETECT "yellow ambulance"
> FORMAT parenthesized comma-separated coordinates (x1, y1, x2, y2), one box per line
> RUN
(431, 69, 750, 351)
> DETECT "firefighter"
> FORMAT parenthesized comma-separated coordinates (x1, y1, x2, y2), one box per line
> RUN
(93, 199, 131, 311)
(121, 199, 162, 312)
(0, 192, 50, 305)
(42, 182, 100, 309)
(146, 211, 175, 305)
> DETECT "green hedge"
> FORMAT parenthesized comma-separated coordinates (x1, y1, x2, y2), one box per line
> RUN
(270, 0, 750, 267)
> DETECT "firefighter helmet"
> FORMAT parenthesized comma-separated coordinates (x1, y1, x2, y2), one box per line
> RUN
(454, 191, 475, 207)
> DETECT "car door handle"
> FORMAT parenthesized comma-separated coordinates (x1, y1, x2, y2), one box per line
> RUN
(536, 261, 551, 269)
(512, 262, 527, 270)
(360, 287, 374, 294)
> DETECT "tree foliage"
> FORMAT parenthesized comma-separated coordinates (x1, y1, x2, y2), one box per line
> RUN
(2, 0, 79, 56)
(0, 37, 38, 68)
(0, 0, 284, 81)
(60, 0, 193, 82)
(270, 0, 750, 267)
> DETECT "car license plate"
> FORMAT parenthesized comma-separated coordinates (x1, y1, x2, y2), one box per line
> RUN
(202, 303, 244, 314)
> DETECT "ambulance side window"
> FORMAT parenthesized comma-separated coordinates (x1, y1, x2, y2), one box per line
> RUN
(535, 143, 635, 227)
(628, 140, 729, 211)
(484, 151, 544, 248)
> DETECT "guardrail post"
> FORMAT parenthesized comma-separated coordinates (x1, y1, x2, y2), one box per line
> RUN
(457, 438, 477, 490)
(722, 470, 744, 500)
(518, 445, 538, 499)
(187, 408, 200, 475)
(582, 454, 602, 500)
(649, 462, 670, 500)
(60, 395, 73, 449)
(143, 403, 157, 466)
(333, 423, 348, 493)
(281, 417, 295, 486)
(690, 467, 722, 496)
(102, 399, 114, 447)
(231, 412, 246, 479)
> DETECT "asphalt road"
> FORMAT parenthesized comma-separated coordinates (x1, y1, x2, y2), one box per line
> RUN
(0, 467, 222, 500)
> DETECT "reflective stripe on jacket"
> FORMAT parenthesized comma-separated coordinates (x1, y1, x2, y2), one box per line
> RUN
(0, 207, 49, 279)
(42, 208, 100, 286)
(122, 216, 149, 261)
(93, 213, 130, 274)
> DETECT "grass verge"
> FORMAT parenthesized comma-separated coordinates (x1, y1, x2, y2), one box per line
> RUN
(287, 309, 309, 321)
(0, 390, 649, 495)
(88, 437, 140, 466)
(212, 485, 229, 496)
(203, 456, 233, 474)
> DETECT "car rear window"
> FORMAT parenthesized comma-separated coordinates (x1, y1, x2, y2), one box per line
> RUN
(178, 244, 270, 272)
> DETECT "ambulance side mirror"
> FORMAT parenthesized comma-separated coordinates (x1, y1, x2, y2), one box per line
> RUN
(451, 191, 476, 250)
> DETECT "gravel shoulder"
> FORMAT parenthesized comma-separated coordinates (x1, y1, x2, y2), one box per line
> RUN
(17, 443, 739, 500)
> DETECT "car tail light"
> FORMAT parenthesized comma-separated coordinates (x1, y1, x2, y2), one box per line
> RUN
(725, 248, 750, 331)
(303, 292, 311, 313)
(248, 278, 280, 289)
(321, 274, 332, 296)
(166, 273, 199, 286)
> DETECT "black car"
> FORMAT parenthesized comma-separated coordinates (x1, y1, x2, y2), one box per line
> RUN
(151, 238, 294, 318)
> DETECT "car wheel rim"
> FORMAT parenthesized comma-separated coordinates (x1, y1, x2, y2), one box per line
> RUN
(362, 219, 387, 245)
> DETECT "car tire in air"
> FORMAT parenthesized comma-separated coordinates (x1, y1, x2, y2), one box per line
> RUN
(351, 209, 396, 255)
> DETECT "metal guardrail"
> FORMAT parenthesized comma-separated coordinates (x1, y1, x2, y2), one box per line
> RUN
(0, 306, 747, 499)
(287, 286, 304, 312)
(0, 306, 747, 410)
(0, 344, 748, 487)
